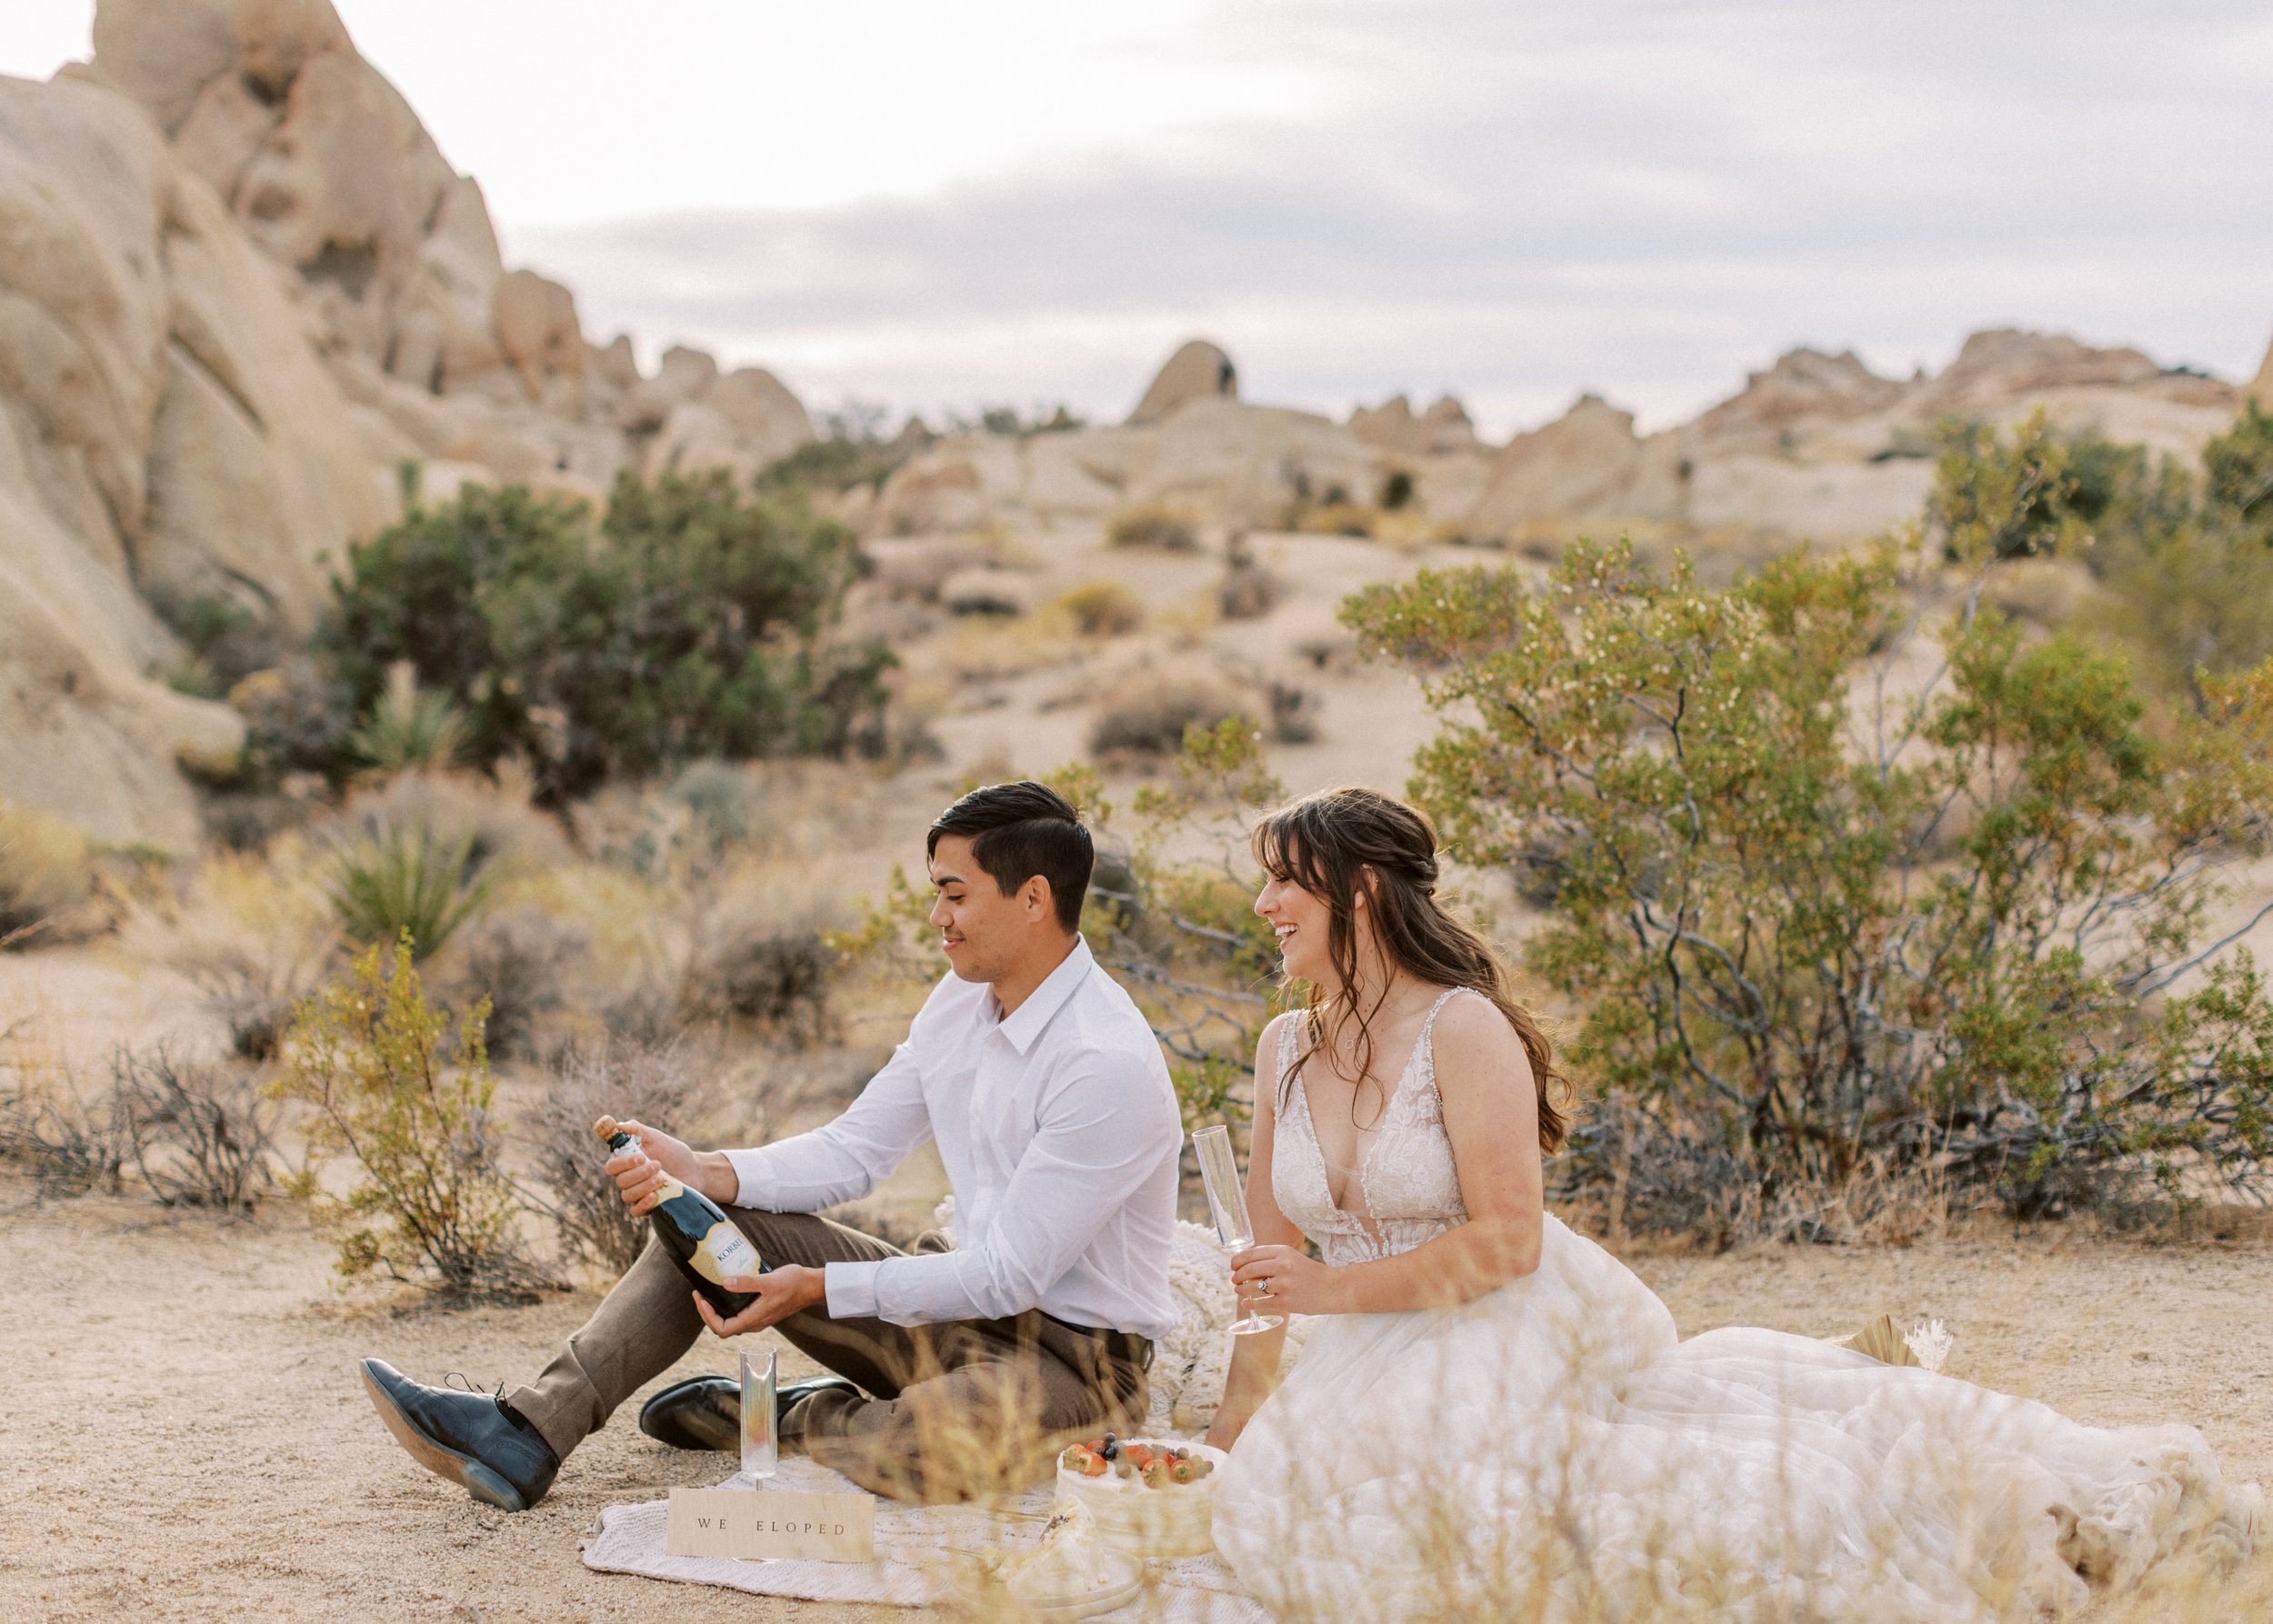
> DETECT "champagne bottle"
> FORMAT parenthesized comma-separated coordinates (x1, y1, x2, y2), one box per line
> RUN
(594, 1116, 765, 1316)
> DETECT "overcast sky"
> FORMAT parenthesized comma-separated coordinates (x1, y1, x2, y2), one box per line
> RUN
(9, 1, 2272, 434)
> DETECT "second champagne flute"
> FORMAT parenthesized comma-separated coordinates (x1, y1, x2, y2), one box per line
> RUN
(740, 1347, 778, 1484)
(1193, 1124, 1283, 1335)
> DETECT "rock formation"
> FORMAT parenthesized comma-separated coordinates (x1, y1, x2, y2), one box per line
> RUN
(2252, 333, 2273, 409)
(0, 0, 815, 842)
(1128, 339, 1237, 424)
(2, 4, 2263, 846)
(1462, 396, 1679, 537)
(1453, 330, 2251, 545)
(1348, 395, 1480, 456)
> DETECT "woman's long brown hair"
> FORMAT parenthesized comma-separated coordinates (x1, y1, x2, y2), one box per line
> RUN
(1253, 786, 1569, 1153)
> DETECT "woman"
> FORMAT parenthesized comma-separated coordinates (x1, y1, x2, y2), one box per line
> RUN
(1205, 787, 2258, 1623)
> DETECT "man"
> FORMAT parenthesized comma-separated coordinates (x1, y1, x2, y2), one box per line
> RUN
(359, 781, 1183, 1507)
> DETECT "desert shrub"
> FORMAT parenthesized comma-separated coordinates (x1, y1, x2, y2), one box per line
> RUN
(526, 1037, 707, 1275)
(345, 661, 472, 777)
(1054, 581, 1146, 637)
(448, 905, 590, 1061)
(317, 473, 893, 801)
(1217, 560, 1281, 620)
(272, 937, 546, 1298)
(228, 656, 358, 784)
(0, 801, 93, 948)
(1934, 408, 2273, 706)
(2203, 400, 2273, 538)
(755, 434, 906, 496)
(151, 586, 288, 701)
(1344, 530, 2273, 1228)
(1266, 680, 1321, 745)
(1298, 501, 1377, 538)
(683, 907, 839, 1046)
(1926, 410, 2090, 560)
(327, 825, 492, 962)
(1091, 682, 1249, 758)
(1106, 505, 1200, 552)
(129, 845, 339, 1061)
(336, 764, 569, 875)
(112, 1046, 278, 1211)
(1379, 469, 1416, 511)
(0, 1066, 130, 1193)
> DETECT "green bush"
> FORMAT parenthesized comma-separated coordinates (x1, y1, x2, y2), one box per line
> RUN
(345, 661, 473, 777)
(1934, 407, 2273, 706)
(1343, 534, 2273, 1225)
(317, 472, 893, 801)
(327, 825, 491, 961)
(273, 937, 544, 1298)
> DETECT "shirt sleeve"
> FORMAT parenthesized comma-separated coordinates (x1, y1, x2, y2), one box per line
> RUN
(725, 1031, 934, 1214)
(830, 1043, 1177, 1328)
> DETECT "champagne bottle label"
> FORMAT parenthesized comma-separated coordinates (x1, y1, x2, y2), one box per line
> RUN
(690, 1220, 761, 1287)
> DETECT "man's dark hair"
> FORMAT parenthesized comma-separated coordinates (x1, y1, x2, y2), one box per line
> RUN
(926, 781, 1092, 932)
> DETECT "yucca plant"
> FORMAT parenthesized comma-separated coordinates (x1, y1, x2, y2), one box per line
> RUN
(326, 824, 491, 961)
(346, 660, 472, 777)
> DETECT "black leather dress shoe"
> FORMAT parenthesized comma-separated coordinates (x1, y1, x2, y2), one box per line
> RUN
(774, 1374, 863, 1429)
(359, 1358, 559, 1512)
(638, 1376, 741, 1451)
(638, 1373, 866, 1450)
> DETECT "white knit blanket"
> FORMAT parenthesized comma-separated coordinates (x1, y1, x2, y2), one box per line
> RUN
(580, 1458, 1267, 1620)
(580, 1218, 1275, 1616)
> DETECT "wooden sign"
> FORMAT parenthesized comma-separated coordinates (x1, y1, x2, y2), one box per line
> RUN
(666, 1485, 876, 1564)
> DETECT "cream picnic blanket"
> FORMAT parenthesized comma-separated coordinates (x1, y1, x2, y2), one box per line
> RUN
(580, 1457, 1268, 1620)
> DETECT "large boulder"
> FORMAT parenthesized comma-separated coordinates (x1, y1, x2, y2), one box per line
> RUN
(1689, 348, 1906, 457)
(0, 70, 379, 841)
(1128, 338, 1237, 425)
(89, 0, 515, 401)
(492, 267, 585, 410)
(1462, 396, 1682, 537)
(2251, 331, 2273, 410)
(639, 365, 811, 483)
(1348, 394, 1480, 456)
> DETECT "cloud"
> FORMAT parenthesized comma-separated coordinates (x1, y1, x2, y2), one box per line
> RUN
(496, 1, 2273, 432)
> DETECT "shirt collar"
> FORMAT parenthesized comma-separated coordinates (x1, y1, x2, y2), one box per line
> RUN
(992, 936, 1095, 1054)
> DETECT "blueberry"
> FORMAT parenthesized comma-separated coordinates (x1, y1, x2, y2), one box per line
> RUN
(1099, 1433, 1118, 1461)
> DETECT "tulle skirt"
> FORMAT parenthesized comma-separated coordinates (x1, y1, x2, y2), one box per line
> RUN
(1209, 1216, 2260, 1622)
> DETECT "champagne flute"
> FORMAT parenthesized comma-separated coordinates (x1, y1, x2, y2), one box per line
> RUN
(1194, 1124, 1283, 1335)
(740, 1347, 778, 1484)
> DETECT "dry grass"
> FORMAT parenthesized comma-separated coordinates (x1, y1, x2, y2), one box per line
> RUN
(1048, 580, 1147, 637)
(120, 837, 341, 1059)
(1106, 504, 1202, 552)
(0, 798, 95, 947)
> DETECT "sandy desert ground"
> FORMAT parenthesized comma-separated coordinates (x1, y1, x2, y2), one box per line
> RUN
(3, 1173, 2268, 1624)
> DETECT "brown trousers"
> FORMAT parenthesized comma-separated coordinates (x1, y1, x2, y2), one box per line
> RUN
(507, 1208, 1151, 1502)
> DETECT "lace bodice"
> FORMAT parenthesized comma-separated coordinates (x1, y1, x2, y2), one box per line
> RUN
(1272, 988, 1472, 1267)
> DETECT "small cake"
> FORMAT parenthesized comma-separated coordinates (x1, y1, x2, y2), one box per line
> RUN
(1054, 1434, 1227, 1558)
(984, 1505, 1141, 1613)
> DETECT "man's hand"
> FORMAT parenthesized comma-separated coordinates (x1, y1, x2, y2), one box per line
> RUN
(693, 1266, 828, 1339)
(606, 1118, 736, 1214)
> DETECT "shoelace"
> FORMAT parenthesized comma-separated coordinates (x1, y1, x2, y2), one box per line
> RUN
(444, 1371, 506, 1402)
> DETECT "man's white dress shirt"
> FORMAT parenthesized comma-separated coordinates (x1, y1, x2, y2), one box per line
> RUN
(724, 937, 1183, 1341)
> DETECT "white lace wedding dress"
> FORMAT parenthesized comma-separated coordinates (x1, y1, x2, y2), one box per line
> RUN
(1209, 990, 2262, 1622)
